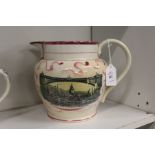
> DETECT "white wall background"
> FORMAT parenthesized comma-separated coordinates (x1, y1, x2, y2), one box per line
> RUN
(93, 26, 155, 113)
(0, 26, 91, 111)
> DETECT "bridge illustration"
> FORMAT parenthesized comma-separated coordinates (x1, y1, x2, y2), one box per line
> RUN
(39, 72, 103, 106)
(40, 72, 102, 87)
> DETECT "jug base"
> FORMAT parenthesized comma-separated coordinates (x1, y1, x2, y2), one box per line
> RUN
(47, 112, 96, 122)
(43, 100, 99, 122)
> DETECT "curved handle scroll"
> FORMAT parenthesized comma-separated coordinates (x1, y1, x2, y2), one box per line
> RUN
(0, 69, 11, 103)
(98, 39, 132, 102)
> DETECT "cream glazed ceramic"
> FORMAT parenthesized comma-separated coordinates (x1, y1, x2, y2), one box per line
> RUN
(0, 69, 11, 103)
(30, 39, 132, 121)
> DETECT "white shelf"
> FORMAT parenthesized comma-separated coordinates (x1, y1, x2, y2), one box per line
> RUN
(0, 100, 155, 129)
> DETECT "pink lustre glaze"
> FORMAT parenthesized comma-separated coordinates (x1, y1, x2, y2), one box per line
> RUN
(30, 41, 98, 45)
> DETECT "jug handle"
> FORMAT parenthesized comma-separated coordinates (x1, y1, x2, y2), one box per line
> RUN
(0, 69, 11, 103)
(98, 39, 132, 102)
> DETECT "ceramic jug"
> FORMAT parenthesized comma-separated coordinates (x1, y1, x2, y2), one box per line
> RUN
(31, 39, 132, 121)
(0, 69, 10, 103)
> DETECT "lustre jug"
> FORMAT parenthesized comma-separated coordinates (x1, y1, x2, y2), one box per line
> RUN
(31, 39, 131, 121)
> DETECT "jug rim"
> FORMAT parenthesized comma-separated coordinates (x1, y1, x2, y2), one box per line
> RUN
(30, 41, 98, 45)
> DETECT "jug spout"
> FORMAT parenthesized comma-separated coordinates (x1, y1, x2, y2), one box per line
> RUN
(30, 42, 45, 58)
(30, 41, 44, 49)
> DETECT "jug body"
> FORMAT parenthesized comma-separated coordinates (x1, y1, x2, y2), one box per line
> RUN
(32, 41, 106, 121)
